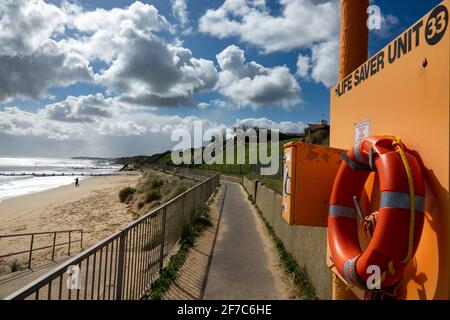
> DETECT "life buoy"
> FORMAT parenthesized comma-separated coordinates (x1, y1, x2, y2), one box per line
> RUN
(328, 136, 425, 290)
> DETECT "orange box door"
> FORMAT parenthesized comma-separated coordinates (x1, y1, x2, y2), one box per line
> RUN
(281, 145, 296, 224)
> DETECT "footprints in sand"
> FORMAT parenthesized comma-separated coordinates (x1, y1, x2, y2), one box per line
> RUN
(36, 184, 135, 249)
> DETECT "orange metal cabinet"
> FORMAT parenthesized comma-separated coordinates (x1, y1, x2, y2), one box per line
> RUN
(281, 144, 297, 225)
(281, 142, 344, 227)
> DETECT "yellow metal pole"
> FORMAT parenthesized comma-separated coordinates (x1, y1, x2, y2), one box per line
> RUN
(333, 0, 369, 300)
(339, 0, 369, 80)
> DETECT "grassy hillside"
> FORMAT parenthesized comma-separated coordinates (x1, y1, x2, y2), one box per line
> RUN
(114, 151, 171, 167)
(115, 129, 329, 194)
(181, 130, 328, 175)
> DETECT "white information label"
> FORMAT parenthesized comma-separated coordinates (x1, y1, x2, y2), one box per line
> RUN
(355, 119, 370, 144)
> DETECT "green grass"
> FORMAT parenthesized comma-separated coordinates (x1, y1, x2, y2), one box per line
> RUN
(201, 141, 280, 175)
(245, 172, 282, 195)
(156, 152, 173, 165)
(159, 130, 328, 182)
(144, 204, 213, 300)
(246, 195, 318, 300)
(119, 129, 328, 171)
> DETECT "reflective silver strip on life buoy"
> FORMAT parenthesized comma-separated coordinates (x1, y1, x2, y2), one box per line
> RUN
(329, 205, 357, 219)
(343, 256, 366, 289)
(353, 144, 368, 164)
(380, 191, 425, 212)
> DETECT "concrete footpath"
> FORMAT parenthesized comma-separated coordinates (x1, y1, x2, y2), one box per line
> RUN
(165, 180, 292, 300)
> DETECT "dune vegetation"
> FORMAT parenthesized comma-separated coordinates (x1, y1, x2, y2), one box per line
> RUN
(119, 169, 196, 217)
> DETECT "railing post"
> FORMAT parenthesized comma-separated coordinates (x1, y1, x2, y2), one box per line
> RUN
(115, 231, 127, 300)
(194, 186, 197, 210)
(68, 231, 71, 256)
(181, 194, 185, 225)
(202, 181, 205, 201)
(159, 207, 167, 273)
(28, 234, 34, 269)
(51, 232, 57, 261)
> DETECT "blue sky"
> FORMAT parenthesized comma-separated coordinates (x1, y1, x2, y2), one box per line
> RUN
(0, 0, 443, 157)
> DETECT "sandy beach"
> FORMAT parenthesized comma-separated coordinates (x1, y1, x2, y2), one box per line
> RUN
(0, 173, 141, 273)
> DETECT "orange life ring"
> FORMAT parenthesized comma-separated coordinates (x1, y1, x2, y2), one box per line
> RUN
(328, 136, 425, 290)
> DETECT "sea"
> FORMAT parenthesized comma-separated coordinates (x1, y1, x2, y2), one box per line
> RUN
(0, 157, 122, 201)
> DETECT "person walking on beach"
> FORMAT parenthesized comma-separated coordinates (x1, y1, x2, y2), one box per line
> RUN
(74, 177, 79, 187)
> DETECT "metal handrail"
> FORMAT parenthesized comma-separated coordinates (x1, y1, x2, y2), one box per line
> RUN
(0, 229, 83, 269)
(5, 231, 119, 300)
(5, 171, 220, 300)
(0, 229, 83, 238)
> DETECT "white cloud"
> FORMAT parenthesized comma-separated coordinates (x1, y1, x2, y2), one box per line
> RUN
(0, 1, 316, 157)
(73, 1, 170, 34)
(98, 31, 218, 107)
(97, 121, 147, 137)
(197, 102, 209, 109)
(62, 2, 218, 108)
(156, 116, 226, 134)
(372, 14, 400, 40)
(199, 0, 339, 53)
(294, 9, 399, 88)
(0, 104, 228, 154)
(234, 117, 306, 133)
(216, 45, 300, 109)
(0, 0, 72, 56)
(171, 0, 189, 27)
(66, 1, 173, 63)
(296, 55, 311, 79)
(200, 0, 340, 89)
(40, 94, 114, 123)
(0, 1, 93, 101)
(0, 107, 85, 141)
(0, 1, 217, 107)
(296, 39, 339, 87)
(309, 39, 339, 87)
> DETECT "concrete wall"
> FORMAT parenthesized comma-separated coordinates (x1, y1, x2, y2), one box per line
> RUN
(243, 177, 257, 199)
(245, 179, 332, 299)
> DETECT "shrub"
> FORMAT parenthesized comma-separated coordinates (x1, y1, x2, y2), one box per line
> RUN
(305, 129, 329, 146)
(137, 177, 164, 193)
(137, 202, 145, 209)
(151, 179, 164, 189)
(10, 259, 23, 273)
(144, 190, 162, 203)
(170, 184, 187, 198)
(119, 187, 136, 203)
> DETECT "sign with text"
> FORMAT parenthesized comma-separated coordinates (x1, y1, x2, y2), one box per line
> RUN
(334, 3, 448, 98)
(355, 119, 370, 144)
